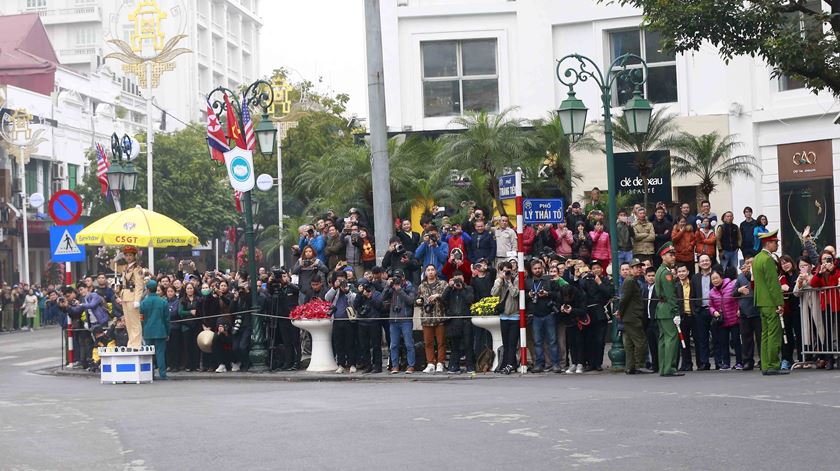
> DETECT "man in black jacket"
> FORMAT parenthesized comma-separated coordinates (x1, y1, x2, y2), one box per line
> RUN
(652, 207, 673, 268)
(525, 259, 561, 373)
(641, 266, 659, 371)
(354, 281, 385, 373)
(441, 271, 475, 373)
(579, 261, 614, 371)
(468, 220, 496, 265)
(739, 206, 758, 260)
(266, 269, 301, 371)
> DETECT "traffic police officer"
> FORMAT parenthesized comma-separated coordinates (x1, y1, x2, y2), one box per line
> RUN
(655, 242, 684, 377)
(120, 246, 146, 349)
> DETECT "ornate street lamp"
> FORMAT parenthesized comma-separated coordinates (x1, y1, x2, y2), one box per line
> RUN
(555, 53, 652, 370)
(207, 80, 275, 370)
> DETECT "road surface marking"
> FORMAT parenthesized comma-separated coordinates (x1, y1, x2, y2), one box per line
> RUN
(0, 356, 19, 361)
(12, 357, 61, 367)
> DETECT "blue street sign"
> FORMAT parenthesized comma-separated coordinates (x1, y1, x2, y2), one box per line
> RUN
(523, 198, 565, 224)
(499, 174, 516, 200)
(50, 224, 86, 262)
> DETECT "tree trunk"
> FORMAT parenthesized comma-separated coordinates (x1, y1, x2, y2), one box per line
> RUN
(488, 170, 507, 217)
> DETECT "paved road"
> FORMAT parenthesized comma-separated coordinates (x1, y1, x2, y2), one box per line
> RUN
(2, 327, 840, 470)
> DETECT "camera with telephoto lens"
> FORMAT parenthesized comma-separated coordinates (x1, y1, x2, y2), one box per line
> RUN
(302, 259, 313, 267)
(389, 269, 404, 287)
(421, 297, 435, 314)
(394, 243, 405, 254)
(453, 280, 464, 289)
(232, 316, 242, 335)
(307, 228, 315, 236)
(452, 248, 463, 261)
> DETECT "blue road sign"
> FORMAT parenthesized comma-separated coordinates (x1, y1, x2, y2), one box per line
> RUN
(523, 199, 565, 224)
(50, 224, 86, 262)
(499, 174, 516, 200)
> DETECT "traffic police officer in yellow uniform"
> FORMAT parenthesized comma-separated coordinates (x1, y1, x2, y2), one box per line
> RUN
(120, 246, 146, 349)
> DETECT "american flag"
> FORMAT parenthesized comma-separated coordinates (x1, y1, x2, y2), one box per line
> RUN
(241, 93, 256, 151)
(95, 143, 110, 196)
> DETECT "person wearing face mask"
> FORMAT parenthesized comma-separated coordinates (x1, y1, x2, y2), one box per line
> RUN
(197, 283, 222, 372)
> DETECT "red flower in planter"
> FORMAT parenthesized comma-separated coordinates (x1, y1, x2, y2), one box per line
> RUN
(290, 299, 333, 320)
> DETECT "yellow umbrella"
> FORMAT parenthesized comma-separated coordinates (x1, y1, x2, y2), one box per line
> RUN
(75, 205, 200, 248)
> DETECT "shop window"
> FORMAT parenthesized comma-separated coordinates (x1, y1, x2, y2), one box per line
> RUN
(609, 28, 677, 105)
(421, 39, 499, 117)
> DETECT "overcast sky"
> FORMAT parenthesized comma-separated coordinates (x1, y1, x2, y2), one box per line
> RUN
(259, 1, 368, 117)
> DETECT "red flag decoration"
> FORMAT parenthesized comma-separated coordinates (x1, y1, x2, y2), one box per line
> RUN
(206, 99, 229, 163)
(224, 94, 247, 149)
(241, 93, 256, 151)
(95, 143, 110, 196)
(234, 190, 243, 213)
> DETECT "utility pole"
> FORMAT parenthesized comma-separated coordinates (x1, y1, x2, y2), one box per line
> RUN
(364, 0, 393, 261)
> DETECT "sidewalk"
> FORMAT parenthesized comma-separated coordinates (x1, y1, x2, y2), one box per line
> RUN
(37, 366, 546, 382)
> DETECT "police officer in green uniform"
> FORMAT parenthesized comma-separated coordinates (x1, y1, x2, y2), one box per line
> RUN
(752, 230, 786, 375)
(655, 242, 684, 377)
(617, 258, 650, 374)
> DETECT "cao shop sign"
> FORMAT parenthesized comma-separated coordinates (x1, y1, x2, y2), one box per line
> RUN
(612, 150, 672, 203)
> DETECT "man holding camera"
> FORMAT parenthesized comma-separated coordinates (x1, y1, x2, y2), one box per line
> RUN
(441, 270, 475, 373)
(382, 269, 417, 374)
(326, 272, 357, 373)
(266, 268, 301, 371)
(354, 281, 385, 373)
(415, 226, 449, 274)
(526, 259, 561, 373)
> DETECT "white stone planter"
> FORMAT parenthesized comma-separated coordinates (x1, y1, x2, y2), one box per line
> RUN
(471, 315, 503, 372)
(99, 345, 155, 384)
(292, 318, 338, 372)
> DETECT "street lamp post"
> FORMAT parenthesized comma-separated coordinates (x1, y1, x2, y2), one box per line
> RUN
(107, 134, 139, 210)
(555, 53, 653, 370)
(207, 81, 276, 370)
(0, 109, 46, 285)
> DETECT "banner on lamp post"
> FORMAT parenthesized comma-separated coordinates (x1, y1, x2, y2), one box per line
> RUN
(223, 147, 256, 192)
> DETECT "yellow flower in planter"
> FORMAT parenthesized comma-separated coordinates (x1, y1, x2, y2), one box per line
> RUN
(470, 296, 500, 317)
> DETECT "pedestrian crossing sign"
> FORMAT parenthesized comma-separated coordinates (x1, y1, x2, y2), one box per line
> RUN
(50, 224, 86, 262)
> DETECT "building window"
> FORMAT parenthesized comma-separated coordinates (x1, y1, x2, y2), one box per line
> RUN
(26, 0, 47, 10)
(609, 29, 677, 105)
(76, 27, 96, 46)
(778, 0, 821, 92)
(68, 164, 78, 190)
(421, 39, 499, 117)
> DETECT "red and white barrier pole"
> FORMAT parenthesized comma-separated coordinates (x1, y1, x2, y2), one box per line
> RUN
(515, 170, 528, 373)
(65, 262, 74, 366)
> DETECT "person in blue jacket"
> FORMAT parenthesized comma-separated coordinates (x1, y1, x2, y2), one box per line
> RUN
(415, 226, 449, 274)
(140, 280, 170, 380)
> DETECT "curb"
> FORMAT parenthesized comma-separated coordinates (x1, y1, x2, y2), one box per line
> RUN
(35, 366, 524, 383)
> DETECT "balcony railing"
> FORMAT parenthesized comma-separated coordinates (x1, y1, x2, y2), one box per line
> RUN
(37, 6, 101, 24)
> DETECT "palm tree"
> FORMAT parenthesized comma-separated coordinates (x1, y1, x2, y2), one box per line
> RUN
(437, 108, 537, 216)
(531, 113, 599, 199)
(610, 108, 678, 211)
(663, 131, 760, 202)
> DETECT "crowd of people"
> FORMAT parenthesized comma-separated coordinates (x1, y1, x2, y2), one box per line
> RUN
(3, 188, 837, 378)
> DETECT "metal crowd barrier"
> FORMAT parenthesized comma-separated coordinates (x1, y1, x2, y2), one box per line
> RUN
(795, 284, 840, 367)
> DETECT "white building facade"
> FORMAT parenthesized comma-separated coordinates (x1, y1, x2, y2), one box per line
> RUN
(1, 0, 263, 128)
(381, 0, 840, 255)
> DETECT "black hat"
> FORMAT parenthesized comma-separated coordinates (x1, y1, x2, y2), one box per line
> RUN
(391, 269, 405, 279)
(571, 202, 581, 208)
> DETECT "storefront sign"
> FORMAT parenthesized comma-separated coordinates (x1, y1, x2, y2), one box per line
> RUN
(778, 139, 833, 181)
(612, 150, 672, 203)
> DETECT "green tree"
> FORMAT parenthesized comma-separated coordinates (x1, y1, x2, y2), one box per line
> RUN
(437, 108, 537, 216)
(607, 0, 840, 96)
(531, 113, 599, 199)
(77, 124, 239, 243)
(609, 108, 678, 211)
(663, 131, 760, 202)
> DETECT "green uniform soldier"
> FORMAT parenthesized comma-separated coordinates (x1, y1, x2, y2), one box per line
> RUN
(618, 258, 650, 374)
(752, 230, 786, 375)
(654, 242, 684, 377)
